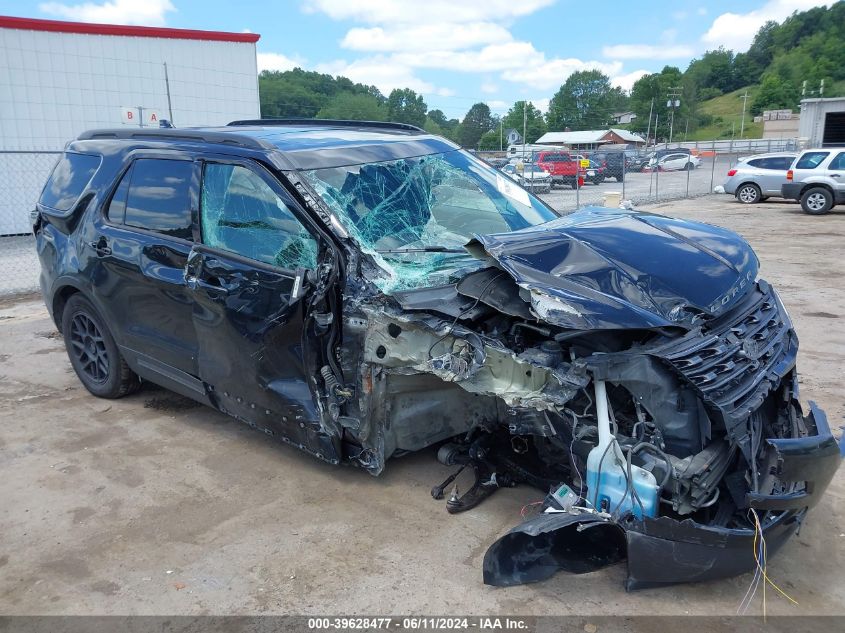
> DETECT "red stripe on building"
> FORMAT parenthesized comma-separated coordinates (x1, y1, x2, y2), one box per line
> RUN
(0, 15, 260, 43)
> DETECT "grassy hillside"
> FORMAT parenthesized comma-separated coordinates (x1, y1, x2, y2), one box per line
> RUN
(687, 86, 763, 141)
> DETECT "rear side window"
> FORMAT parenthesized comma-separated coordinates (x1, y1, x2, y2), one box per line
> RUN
(795, 152, 829, 169)
(124, 159, 194, 240)
(39, 152, 101, 212)
(829, 152, 845, 170)
(758, 157, 793, 170)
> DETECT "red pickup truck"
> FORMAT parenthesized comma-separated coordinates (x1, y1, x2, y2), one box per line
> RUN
(534, 151, 586, 189)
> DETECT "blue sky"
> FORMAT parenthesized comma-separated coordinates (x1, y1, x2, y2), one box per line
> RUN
(0, 0, 834, 117)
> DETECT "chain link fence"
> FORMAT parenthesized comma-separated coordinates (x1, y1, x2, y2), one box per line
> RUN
(0, 140, 802, 297)
(0, 151, 61, 297)
(529, 138, 802, 212)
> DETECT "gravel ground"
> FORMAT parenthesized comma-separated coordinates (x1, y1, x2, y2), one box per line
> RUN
(0, 194, 842, 617)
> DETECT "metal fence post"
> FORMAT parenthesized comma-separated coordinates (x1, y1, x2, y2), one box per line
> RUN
(710, 139, 717, 193)
(686, 154, 691, 197)
(621, 152, 626, 202)
(655, 160, 659, 201)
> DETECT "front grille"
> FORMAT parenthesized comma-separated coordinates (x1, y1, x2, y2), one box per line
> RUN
(654, 282, 796, 422)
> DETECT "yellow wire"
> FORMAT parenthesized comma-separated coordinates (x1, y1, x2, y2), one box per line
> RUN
(751, 510, 799, 607)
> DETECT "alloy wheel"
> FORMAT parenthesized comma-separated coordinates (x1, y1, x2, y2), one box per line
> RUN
(69, 313, 110, 384)
(738, 186, 758, 203)
(806, 193, 827, 212)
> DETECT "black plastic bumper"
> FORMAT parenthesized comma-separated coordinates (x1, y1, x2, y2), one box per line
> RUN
(484, 402, 843, 591)
(781, 183, 803, 200)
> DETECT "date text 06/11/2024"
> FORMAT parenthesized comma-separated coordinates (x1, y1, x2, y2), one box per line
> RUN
(307, 617, 530, 630)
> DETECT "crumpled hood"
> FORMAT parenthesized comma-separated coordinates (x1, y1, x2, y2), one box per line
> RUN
(467, 207, 759, 330)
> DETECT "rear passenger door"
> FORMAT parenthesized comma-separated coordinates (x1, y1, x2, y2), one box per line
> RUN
(186, 157, 339, 460)
(754, 157, 793, 195)
(87, 154, 203, 395)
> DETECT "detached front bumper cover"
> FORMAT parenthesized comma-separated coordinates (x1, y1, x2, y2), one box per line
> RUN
(484, 402, 843, 591)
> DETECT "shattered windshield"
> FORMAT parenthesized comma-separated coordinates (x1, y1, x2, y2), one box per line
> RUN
(301, 150, 556, 293)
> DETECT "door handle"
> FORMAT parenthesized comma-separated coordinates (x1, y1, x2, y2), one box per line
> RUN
(831, 174, 841, 178)
(89, 239, 111, 256)
(188, 275, 229, 295)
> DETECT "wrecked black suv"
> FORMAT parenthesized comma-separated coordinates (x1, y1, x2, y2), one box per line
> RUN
(35, 120, 841, 590)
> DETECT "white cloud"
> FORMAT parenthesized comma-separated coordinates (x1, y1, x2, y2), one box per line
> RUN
(702, 0, 833, 51)
(530, 97, 550, 113)
(611, 69, 650, 91)
(316, 56, 449, 96)
(502, 58, 623, 90)
(257, 52, 305, 73)
(487, 100, 509, 112)
(341, 22, 511, 53)
(302, 0, 555, 24)
(38, 0, 175, 25)
(601, 43, 694, 60)
(481, 81, 499, 94)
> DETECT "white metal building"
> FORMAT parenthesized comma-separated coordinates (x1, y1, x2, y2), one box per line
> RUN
(0, 15, 262, 235)
(798, 97, 845, 148)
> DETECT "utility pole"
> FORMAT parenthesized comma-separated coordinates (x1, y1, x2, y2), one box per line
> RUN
(739, 89, 749, 138)
(644, 97, 654, 150)
(522, 101, 528, 161)
(667, 87, 682, 146)
(499, 119, 503, 152)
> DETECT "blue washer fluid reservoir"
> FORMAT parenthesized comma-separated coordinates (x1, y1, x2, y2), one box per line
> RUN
(585, 380, 659, 519)
(585, 448, 659, 519)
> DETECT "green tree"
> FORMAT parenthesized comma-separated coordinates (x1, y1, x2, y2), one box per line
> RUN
(386, 89, 427, 127)
(501, 101, 546, 144)
(751, 74, 799, 115)
(477, 129, 501, 150)
(546, 70, 621, 130)
(457, 102, 493, 148)
(316, 92, 387, 120)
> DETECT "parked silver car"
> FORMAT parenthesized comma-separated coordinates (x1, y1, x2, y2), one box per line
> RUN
(781, 149, 845, 214)
(501, 163, 552, 193)
(719, 153, 796, 204)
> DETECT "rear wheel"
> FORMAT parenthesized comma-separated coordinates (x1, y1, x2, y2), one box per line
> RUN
(736, 183, 761, 204)
(685, 162, 694, 171)
(62, 294, 139, 398)
(800, 187, 833, 215)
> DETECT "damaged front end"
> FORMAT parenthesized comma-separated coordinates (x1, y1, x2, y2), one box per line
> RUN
(293, 149, 842, 590)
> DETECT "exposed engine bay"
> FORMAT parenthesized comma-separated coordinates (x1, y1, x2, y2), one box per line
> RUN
(291, 191, 842, 590)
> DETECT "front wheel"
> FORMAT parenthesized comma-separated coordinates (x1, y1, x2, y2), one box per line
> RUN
(736, 183, 761, 204)
(62, 294, 140, 398)
(685, 162, 694, 171)
(800, 187, 833, 215)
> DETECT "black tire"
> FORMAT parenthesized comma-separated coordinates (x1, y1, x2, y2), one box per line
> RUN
(62, 294, 139, 398)
(685, 162, 694, 171)
(736, 183, 761, 204)
(800, 187, 833, 215)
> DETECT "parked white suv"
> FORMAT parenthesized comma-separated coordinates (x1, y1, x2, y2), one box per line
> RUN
(781, 149, 845, 214)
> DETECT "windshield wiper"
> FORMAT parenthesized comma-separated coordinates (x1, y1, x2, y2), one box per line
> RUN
(375, 246, 466, 254)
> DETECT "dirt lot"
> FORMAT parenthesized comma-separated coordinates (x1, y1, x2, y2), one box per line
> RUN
(0, 195, 843, 616)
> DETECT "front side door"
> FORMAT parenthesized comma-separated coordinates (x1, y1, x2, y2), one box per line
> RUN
(186, 158, 339, 461)
(85, 154, 201, 383)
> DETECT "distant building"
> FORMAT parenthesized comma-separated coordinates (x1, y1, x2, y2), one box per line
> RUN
(0, 15, 261, 234)
(798, 97, 845, 147)
(762, 110, 800, 139)
(612, 111, 637, 125)
(504, 128, 523, 145)
(535, 128, 646, 150)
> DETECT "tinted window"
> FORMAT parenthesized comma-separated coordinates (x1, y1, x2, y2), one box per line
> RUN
(829, 152, 845, 170)
(795, 152, 829, 169)
(124, 159, 194, 240)
(106, 165, 132, 224)
(39, 152, 101, 212)
(759, 157, 793, 170)
(201, 163, 318, 270)
(746, 158, 765, 168)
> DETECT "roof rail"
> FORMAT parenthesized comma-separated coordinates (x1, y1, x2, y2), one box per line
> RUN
(227, 118, 425, 132)
(75, 128, 275, 150)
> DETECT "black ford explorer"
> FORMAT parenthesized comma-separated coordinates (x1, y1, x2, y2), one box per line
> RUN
(33, 120, 842, 590)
